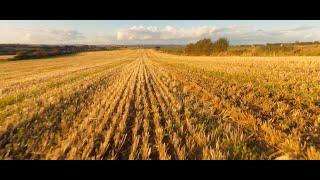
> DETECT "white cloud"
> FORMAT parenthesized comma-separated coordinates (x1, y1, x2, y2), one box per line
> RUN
(0, 26, 86, 44)
(48, 29, 85, 41)
(24, 29, 85, 44)
(117, 25, 160, 40)
(116, 25, 219, 42)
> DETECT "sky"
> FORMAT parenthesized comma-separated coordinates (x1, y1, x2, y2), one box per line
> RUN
(1, 20, 320, 45)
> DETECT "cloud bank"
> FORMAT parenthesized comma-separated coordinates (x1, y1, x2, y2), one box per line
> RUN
(115, 25, 320, 44)
(1, 23, 320, 45)
(23, 29, 85, 44)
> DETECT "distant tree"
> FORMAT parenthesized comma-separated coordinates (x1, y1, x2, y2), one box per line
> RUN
(185, 43, 195, 55)
(34, 49, 46, 57)
(195, 38, 214, 55)
(47, 49, 61, 56)
(184, 38, 214, 56)
(213, 38, 229, 53)
(15, 50, 32, 59)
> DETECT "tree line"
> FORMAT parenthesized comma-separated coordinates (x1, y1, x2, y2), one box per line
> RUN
(9, 45, 112, 60)
(184, 38, 229, 56)
(157, 38, 320, 56)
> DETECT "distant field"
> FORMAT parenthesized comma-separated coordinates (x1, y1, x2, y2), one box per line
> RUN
(159, 43, 320, 56)
(0, 49, 319, 160)
(0, 55, 14, 60)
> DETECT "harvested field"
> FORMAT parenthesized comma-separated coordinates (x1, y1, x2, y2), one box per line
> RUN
(0, 49, 319, 160)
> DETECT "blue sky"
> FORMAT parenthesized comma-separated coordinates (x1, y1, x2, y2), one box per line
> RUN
(1, 20, 320, 45)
